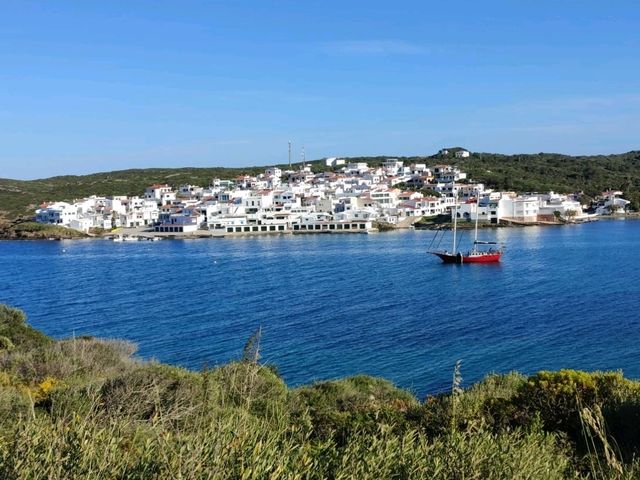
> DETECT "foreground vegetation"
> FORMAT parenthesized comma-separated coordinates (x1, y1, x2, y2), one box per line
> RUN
(1, 304, 640, 479)
(2, 150, 640, 221)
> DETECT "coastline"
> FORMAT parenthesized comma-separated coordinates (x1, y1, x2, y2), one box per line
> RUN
(1, 214, 638, 241)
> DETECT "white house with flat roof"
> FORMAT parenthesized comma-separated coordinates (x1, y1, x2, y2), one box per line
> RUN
(594, 190, 630, 215)
(35, 202, 78, 226)
(325, 157, 346, 167)
(145, 184, 173, 204)
(537, 193, 585, 221)
(498, 195, 539, 222)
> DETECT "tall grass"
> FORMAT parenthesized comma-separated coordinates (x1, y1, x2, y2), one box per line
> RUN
(0, 413, 575, 479)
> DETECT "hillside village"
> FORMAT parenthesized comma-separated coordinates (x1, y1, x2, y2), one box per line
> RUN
(34, 150, 631, 236)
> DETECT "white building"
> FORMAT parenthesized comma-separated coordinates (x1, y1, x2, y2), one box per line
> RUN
(145, 184, 173, 204)
(382, 159, 404, 175)
(369, 189, 399, 205)
(265, 166, 282, 178)
(344, 162, 369, 175)
(154, 209, 201, 233)
(208, 215, 248, 232)
(69, 217, 93, 233)
(178, 185, 204, 198)
(499, 195, 539, 222)
(594, 190, 630, 215)
(537, 192, 585, 221)
(325, 157, 346, 167)
(35, 202, 78, 226)
(244, 190, 274, 213)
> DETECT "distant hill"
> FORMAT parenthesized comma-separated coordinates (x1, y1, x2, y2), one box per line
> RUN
(0, 166, 269, 221)
(1, 150, 639, 221)
(454, 151, 640, 203)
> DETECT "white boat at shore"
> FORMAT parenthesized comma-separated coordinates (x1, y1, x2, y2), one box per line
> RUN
(112, 235, 141, 242)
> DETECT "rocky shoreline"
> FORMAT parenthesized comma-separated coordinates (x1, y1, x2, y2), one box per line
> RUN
(1, 214, 638, 241)
(0, 221, 89, 240)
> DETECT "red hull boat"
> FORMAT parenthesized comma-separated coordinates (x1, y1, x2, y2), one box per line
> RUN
(428, 195, 504, 264)
(433, 251, 502, 264)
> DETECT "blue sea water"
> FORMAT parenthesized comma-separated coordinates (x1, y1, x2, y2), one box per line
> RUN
(1, 220, 639, 398)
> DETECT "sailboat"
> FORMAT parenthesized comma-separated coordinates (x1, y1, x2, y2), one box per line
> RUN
(429, 196, 503, 264)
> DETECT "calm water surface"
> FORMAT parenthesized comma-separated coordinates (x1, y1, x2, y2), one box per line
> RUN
(1, 220, 639, 397)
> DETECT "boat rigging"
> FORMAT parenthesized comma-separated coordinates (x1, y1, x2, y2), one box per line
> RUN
(428, 195, 504, 264)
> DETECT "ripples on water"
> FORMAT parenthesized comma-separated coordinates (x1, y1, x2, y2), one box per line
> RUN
(1, 220, 639, 397)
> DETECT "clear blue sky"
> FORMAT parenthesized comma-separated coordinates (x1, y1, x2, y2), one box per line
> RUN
(2, 1, 639, 179)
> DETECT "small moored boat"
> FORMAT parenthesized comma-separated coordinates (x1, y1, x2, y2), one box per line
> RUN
(428, 196, 504, 264)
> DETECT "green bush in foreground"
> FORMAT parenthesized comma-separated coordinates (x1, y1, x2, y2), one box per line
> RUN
(0, 416, 575, 480)
(0, 305, 52, 351)
(1, 304, 640, 479)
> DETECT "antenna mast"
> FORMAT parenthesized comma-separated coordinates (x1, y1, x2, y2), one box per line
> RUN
(452, 193, 458, 254)
(473, 195, 480, 254)
(288, 141, 292, 168)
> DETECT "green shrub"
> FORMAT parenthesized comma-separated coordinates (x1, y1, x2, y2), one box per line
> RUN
(11, 222, 86, 238)
(332, 426, 572, 480)
(53, 337, 137, 380)
(0, 337, 136, 386)
(485, 369, 640, 467)
(290, 375, 418, 442)
(0, 305, 51, 350)
(603, 396, 640, 462)
(0, 411, 577, 480)
(0, 386, 32, 424)
(208, 361, 288, 417)
(98, 363, 201, 423)
(408, 372, 526, 437)
(514, 370, 633, 432)
(0, 336, 14, 351)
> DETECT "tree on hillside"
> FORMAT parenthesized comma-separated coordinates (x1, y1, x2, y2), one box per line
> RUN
(564, 209, 577, 222)
(420, 188, 441, 198)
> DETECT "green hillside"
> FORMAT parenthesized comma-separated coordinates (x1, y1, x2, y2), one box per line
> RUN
(457, 151, 640, 205)
(0, 166, 266, 221)
(1, 150, 639, 221)
(348, 150, 640, 208)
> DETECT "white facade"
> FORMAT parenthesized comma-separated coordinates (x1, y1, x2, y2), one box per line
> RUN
(595, 191, 630, 215)
(265, 166, 282, 178)
(145, 184, 173, 203)
(69, 217, 93, 233)
(244, 191, 274, 212)
(325, 157, 346, 167)
(36, 202, 78, 226)
(179, 185, 204, 198)
(499, 195, 539, 222)
(538, 193, 584, 220)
